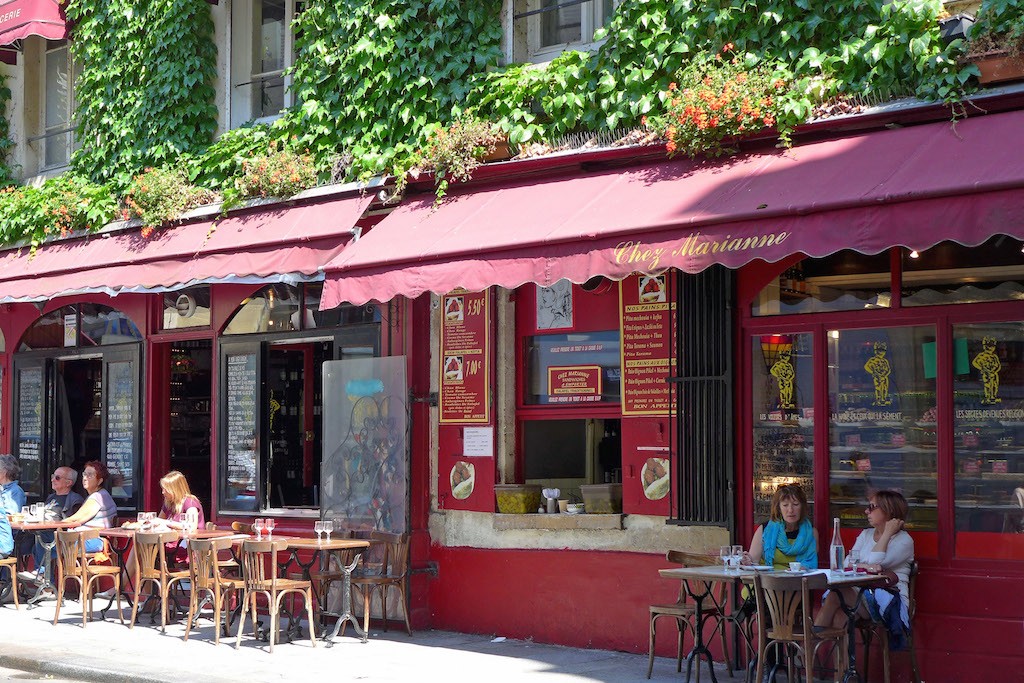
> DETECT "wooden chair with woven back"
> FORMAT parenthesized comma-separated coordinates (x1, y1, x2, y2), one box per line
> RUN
(129, 530, 190, 632)
(647, 550, 738, 679)
(0, 554, 18, 609)
(752, 572, 846, 683)
(234, 537, 317, 652)
(350, 531, 411, 635)
(183, 537, 243, 645)
(857, 560, 922, 683)
(52, 528, 124, 627)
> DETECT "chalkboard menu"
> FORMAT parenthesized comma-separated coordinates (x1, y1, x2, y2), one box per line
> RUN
(17, 366, 43, 498)
(225, 353, 259, 511)
(105, 360, 135, 500)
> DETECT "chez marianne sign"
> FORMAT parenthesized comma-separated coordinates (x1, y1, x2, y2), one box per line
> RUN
(613, 229, 791, 272)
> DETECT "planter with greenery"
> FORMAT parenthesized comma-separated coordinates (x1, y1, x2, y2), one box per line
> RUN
(646, 46, 793, 158)
(123, 166, 217, 237)
(963, 0, 1024, 84)
(395, 118, 505, 205)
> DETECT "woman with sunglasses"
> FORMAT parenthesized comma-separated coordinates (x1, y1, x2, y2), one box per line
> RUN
(815, 489, 914, 633)
(62, 461, 117, 553)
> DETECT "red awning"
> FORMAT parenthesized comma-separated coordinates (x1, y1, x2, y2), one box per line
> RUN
(0, 192, 372, 302)
(0, 0, 66, 45)
(321, 108, 1024, 308)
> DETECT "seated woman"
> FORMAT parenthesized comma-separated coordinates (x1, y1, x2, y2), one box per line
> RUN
(117, 470, 205, 590)
(745, 483, 818, 570)
(61, 461, 117, 553)
(155, 470, 205, 564)
(814, 489, 914, 634)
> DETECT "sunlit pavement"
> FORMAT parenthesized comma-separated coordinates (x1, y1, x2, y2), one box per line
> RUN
(0, 596, 731, 683)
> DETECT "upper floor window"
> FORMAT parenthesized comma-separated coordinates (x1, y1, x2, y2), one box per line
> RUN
(42, 40, 77, 170)
(231, 0, 301, 127)
(511, 0, 617, 63)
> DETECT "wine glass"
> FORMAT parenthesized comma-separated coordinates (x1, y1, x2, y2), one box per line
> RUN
(323, 520, 333, 542)
(731, 545, 744, 570)
(720, 545, 731, 571)
(264, 518, 276, 538)
(137, 512, 146, 528)
(253, 518, 265, 539)
(314, 520, 324, 542)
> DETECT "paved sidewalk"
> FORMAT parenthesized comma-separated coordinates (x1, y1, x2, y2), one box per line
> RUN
(0, 598, 730, 683)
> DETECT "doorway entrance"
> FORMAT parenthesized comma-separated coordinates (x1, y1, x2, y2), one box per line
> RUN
(168, 340, 213, 510)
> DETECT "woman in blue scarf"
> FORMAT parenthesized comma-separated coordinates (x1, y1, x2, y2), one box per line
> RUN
(744, 483, 818, 569)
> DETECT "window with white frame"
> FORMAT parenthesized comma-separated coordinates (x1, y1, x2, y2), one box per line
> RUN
(230, 0, 302, 127)
(511, 0, 617, 62)
(41, 40, 77, 170)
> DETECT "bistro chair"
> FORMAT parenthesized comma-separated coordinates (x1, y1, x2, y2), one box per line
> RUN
(752, 572, 845, 683)
(0, 555, 19, 609)
(129, 530, 190, 632)
(646, 550, 737, 679)
(52, 528, 124, 627)
(857, 561, 922, 683)
(350, 531, 411, 635)
(183, 537, 243, 645)
(235, 538, 317, 653)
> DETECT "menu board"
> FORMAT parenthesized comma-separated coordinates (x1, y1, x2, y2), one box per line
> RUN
(225, 353, 259, 509)
(104, 360, 135, 500)
(619, 274, 676, 415)
(17, 366, 43, 497)
(439, 289, 490, 423)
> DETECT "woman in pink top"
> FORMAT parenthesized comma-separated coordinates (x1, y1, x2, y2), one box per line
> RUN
(157, 471, 205, 563)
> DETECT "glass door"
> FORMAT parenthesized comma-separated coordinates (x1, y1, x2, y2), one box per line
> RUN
(751, 332, 815, 522)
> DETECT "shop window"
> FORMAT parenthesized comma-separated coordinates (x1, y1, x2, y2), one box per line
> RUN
(752, 250, 892, 316)
(509, 0, 618, 63)
(522, 418, 620, 497)
(19, 304, 141, 351)
(827, 326, 938, 532)
(40, 40, 78, 170)
(752, 333, 815, 522)
(224, 283, 377, 335)
(903, 235, 1024, 307)
(230, 0, 303, 127)
(524, 331, 621, 405)
(952, 323, 1024, 560)
(219, 289, 381, 513)
(162, 286, 211, 329)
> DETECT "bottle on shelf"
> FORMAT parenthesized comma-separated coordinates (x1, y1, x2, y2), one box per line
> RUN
(829, 517, 845, 572)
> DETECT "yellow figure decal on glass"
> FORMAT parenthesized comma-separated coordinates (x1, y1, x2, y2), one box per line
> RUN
(770, 349, 796, 409)
(864, 342, 892, 406)
(269, 390, 281, 432)
(972, 336, 1001, 405)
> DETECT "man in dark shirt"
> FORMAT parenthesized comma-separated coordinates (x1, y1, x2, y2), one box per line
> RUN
(19, 467, 84, 583)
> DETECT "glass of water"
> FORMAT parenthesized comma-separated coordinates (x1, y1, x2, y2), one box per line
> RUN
(264, 518, 276, 538)
(731, 545, 744, 570)
(314, 520, 324, 542)
(253, 518, 265, 539)
(720, 545, 731, 570)
(323, 520, 333, 542)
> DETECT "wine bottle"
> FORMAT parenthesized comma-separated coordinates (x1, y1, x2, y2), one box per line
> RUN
(829, 517, 845, 572)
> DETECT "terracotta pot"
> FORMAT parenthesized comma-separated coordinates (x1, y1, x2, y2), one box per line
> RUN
(482, 138, 512, 163)
(970, 49, 1024, 85)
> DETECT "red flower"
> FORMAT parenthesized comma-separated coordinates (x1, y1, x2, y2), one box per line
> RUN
(722, 42, 734, 53)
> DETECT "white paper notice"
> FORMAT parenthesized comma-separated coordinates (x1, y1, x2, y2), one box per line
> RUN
(463, 427, 494, 457)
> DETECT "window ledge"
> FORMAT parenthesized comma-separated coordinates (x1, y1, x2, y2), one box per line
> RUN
(493, 513, 624, 531)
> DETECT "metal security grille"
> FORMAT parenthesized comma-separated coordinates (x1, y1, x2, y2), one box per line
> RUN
(670, 266, 733, 527)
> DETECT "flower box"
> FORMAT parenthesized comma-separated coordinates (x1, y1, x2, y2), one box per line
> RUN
(970, 49, 1024, 85)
